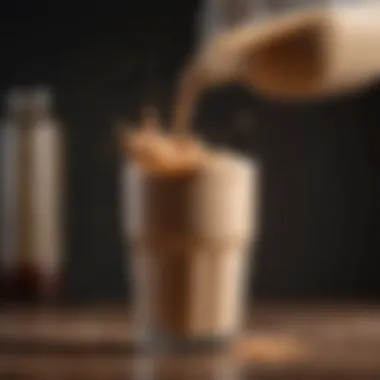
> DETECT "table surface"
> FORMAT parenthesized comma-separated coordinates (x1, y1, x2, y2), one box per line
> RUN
(1, 303, 380, 379)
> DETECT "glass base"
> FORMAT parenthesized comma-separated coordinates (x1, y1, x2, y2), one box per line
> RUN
(135, 331, 237, 353)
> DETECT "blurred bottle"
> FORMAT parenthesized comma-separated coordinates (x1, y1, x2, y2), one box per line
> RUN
(0, 87, 65, 303)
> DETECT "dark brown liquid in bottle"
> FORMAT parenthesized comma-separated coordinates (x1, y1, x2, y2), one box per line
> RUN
(5, 264, 61, 303)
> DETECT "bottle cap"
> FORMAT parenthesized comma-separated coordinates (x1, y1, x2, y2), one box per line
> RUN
(4, 87, 29, 114)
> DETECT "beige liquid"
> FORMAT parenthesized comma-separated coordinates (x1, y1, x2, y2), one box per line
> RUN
(169, 10, 325, 136)
(123, 102, 258, 340)
(170, 3, 380, 128)
(126, 154, 259, 339)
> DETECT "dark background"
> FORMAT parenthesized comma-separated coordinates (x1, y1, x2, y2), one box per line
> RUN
(0, 1, 379, 302)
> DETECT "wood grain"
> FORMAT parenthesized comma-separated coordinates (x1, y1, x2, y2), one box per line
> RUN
(0, 303, 380, 379)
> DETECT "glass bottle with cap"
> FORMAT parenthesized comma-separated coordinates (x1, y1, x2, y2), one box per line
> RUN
(0, 87, 65, 303)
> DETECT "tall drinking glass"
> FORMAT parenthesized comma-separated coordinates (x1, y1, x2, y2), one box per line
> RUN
(122, 145, 260, 348)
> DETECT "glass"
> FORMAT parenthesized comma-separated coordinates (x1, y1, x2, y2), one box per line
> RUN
(123, 154, 260, 349)
(133, 353, 241, 380)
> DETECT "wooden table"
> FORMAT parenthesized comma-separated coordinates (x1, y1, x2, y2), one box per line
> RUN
(0, 303, 380, 379)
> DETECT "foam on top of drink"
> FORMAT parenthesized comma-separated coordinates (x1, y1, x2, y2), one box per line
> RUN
(124, 109, 209, 175)
(205, 149, 252, 171)
(124, 109, 254, 176)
